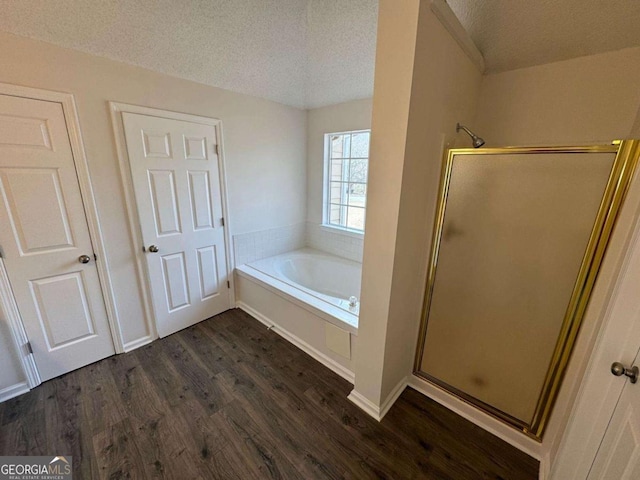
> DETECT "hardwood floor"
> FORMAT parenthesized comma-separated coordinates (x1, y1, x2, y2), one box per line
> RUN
(0, 309, 539, 479)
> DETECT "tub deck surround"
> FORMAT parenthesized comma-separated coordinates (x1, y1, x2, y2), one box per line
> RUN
(236, 248, 360, 333)
(235, 248, 361, 382)
(232, 223, 306, 267)
(305, 222, 364, 263)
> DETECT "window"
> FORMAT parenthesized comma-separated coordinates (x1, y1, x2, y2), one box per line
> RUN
(324, 130, 370, 233)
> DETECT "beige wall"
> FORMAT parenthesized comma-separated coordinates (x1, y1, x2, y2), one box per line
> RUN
(380, 1, 481, 401)
(474, 47, 640, 466)
(352, 0, 421, 404)
(475, 46, 640, 146)
(354, 3, 640, 463)
(306, 99, 373, 225)
(352, 0, 482, 405)
(0, 31, 307, 350)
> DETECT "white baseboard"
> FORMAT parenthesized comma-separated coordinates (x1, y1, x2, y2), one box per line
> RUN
(348, 376, 408, 422)
(123, 334, 154, 353)
(380, 377, 408, 419)
(236, 302, 355, 384)
(408, 374, 542, 460)
(539, 451, 550, 480)
(348, 389, 383, 420)
(0, 381, 30, 403)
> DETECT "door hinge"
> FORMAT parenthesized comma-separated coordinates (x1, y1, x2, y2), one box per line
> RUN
(221, 217, 225, 227)
(94, 253, 98, 261)
(0, 245, 4, 258)
(213, 144, 219, 155)
(25, 341, 33, 355)
(227, 281, 230, 288)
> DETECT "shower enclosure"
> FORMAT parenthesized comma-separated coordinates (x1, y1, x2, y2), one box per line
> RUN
(414, 140, 640, 439)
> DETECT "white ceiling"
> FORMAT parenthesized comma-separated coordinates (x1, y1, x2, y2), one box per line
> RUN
(4, 1, 639, 108)
(447, 0, 640, 73)
(0, 0, 378, 109)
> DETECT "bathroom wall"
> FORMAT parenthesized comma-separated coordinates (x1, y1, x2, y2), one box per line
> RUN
(351, 0, 482, 407)
(0, 31, 307, 351)
(475, 46, 640, 145)
(379, 0, 482, 404)
(473, 46, 640, 468)
(350, 0, 421, 408)
(306, 98, 373, 262)
(232, 97, 374, 268)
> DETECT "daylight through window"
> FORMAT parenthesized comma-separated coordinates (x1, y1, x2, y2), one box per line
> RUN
(324, 130, 370, 232)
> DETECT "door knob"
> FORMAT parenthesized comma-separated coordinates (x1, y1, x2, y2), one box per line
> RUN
(147, 245, 159, 253)
(78, 254, 91, 264)
(611, 362, 639, 384)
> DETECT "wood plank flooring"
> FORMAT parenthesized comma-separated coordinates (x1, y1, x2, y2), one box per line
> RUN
(0, 309, 539, 479)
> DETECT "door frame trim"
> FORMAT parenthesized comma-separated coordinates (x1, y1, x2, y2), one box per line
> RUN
(0, 83, 125, 372)
(550, 173, 640, 478)
(0, 258, 40, 389)
(109, 102, 235, 347)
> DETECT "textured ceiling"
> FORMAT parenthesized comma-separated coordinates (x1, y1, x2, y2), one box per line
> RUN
(447, 0, 640, 73)
(5, 1, 636, 107)
(0, 0, 378, 109)
(307, 1, 378, 108)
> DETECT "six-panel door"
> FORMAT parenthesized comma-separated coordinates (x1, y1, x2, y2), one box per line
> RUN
(122, 112, 230, 337)
(0, 94, 115, 381)
(588, 350, 640, 480)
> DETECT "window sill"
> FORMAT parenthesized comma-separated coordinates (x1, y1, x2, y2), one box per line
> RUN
(319, 224, 365, 239)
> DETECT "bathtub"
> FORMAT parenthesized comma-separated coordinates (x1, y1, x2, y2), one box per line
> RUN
(235, 248, 360, 381)
(236, 248, 360, 331)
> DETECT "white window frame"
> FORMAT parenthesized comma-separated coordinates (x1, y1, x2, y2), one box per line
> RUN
(322, 129, 370, 235)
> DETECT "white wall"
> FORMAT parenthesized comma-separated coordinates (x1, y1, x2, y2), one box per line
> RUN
(347, 1, 640, 466)
(475, 46, 640, 146)
(0, 31, 307, 351)
(351, 0, 482, 408)
(350, 0, 421, 406)
(306, 99, 373, 224)
(305, 99, 372, 262)
(380, 0, 482, 402)
(474, 46, 640, 469)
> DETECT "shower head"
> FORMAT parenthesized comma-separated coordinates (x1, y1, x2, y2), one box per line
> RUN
(456, 123, 485, 148)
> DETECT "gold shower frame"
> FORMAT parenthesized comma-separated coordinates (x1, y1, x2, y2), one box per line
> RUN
(413, 139, 640, 440)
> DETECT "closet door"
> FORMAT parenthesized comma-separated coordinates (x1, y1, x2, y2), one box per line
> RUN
(122, 112, 231, 338)
(587, 349, 640, 480)
(0, 94, 115, 381)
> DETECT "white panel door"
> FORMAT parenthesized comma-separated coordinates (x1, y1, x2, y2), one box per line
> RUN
(550, 221, 640, 479)
(588, 350, 640, 479)
(122, 113, 230, 337)
(0, 94, 115, 381)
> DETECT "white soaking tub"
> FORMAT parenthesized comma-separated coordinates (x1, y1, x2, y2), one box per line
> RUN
(235, 248, 361, 382)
